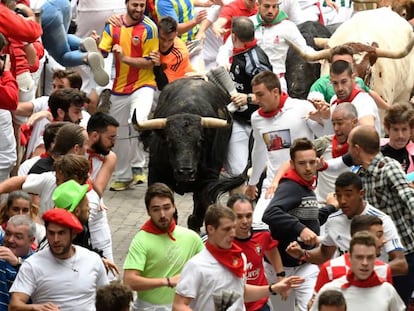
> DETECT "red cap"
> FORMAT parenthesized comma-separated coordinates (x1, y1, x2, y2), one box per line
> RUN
(42, 208, 83, 234)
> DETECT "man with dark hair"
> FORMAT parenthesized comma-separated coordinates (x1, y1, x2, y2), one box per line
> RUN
(227, 193, 284, 311)
(308, 44, 388, 110)
(152, 16, 194, 91)
(28, 122, 88, 174)
(245, 71, 324, 226)
(87, 112, 119, 197)
(95, 281, 133, 311)
(174, 204, 304, 310)
(381, 103, 414, 173)
(311, 232, 405, 311)
(317, 290, 346, 311)
(99, 0, 159, 191)
(48, 88, 88, 125)
(123, 183, 203, 310)
(18, 122, 66, 176)
(345, 124, 414, 305)
(327, 60, 381, 133)
(9, 208, 108, 310)
(262, 137, 336, 311)
(287, 171, 406, 276)
(225, 16, 272, 178)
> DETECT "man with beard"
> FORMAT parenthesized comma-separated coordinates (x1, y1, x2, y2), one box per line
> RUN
(123, 183, 203, 310)
(86, 112, 119, 197)
(327, 60, 381, 134)
(9, 208, 108, 311)
(0, 215, 35, 310)
(99, 0, 158, 191)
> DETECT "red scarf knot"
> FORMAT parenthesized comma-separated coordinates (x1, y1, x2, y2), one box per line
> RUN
(205, 241, 245, 278)
(230, 39, 258, 63)
(141, 219, 176, 241)
(258, 92, 288, 118)
(332, 85, 363, 105)
(331, 135, 349, 158)
(282, 168, 316, 190)
(341, 270, 385, 289)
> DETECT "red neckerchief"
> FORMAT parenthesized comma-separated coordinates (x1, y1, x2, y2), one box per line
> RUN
(40, 151, 50, 159)
(230, 39, 258, 63)
(205, 241, 245, 278)
(341, 270, 385, 289)
(332, 85, 363, 105)
(258, 92, 288, 118)
(87, 149, 105, 174)
(86, 179, 94, 192)
(281, 168, 316, 190)
(332, 135, 349, 158)
(141, 219, 176, 241)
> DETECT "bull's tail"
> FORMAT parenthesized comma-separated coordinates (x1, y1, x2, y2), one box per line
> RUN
(206, 173, 247, 204)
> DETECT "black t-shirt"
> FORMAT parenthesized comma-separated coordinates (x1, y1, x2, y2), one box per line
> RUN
(381, 143, 410, 173)
(28, 156, 55, 174)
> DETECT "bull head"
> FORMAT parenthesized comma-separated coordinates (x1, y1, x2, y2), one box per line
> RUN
(132, 109, 229, 131)
(286, 34, 414, 61)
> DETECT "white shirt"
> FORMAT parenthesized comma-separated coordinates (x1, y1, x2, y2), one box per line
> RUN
(0, 110, 16, 170)
(10, 245, 108, 311)
(176, 248, 247, 311)
(249, 97, 324, 189)
(322, 202, 405, 262)
(330, 92, 381, 134)
(311, 274, 406, 311)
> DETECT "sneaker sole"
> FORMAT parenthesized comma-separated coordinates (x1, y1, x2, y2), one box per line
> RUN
(88, 52, 109, 86)
(97, 89, 112, 113)
(82, 37, 99, 53)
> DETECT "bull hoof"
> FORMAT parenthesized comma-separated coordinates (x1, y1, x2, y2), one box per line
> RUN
(187, 214, 201, 233)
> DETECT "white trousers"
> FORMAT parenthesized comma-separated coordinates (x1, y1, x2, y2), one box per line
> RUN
(225, 120, 251, 176)
(110, 87, 154, 181)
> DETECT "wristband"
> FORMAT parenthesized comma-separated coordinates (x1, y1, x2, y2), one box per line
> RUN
(268, 283, 278, 296)
(166, 277, 173, 288)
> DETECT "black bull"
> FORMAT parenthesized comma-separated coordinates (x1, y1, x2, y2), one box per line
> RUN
(133, 78, 245, 231)
(286, 21, 333, 99)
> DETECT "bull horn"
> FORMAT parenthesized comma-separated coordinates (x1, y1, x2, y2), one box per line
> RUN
(132, 110, 167, 130)
(313, 37, 330, 49)
(375, 34, 414, 58)
(285, 39, 332, 62)
(200, 117, 229, 128)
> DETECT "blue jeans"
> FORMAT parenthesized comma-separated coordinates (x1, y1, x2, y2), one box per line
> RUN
(40, 0, 83, 67)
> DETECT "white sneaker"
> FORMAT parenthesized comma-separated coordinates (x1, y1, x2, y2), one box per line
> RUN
(87, 52, 109, 86)
(80, 37, 99, 53)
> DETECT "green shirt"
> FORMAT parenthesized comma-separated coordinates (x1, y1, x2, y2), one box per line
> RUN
(309, 74, 370, 103)
(123, 225, 203, 305)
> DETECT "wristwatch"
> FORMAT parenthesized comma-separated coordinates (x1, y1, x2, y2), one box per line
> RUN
(276, 271, 286, 277)
(246, 94, 252, 104)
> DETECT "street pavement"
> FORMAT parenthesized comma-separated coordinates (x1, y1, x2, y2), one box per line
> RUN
(104, 183, 194, 272)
